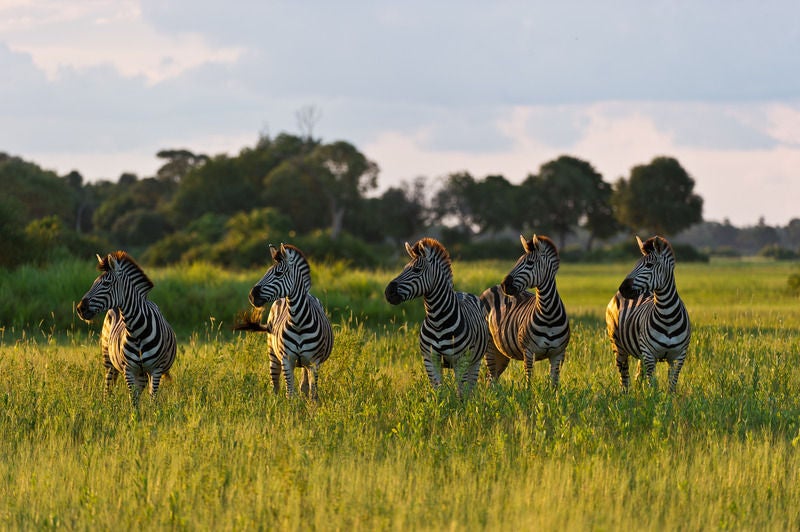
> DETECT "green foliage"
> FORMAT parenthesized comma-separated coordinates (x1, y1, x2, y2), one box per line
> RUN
(0, 153, 78, 226)
(758, 244, 797, 260)
(0, 195, 27, 268)
(523, 155, 617, 246)
(788, 271, 800, 295)
(613, 156, 703, 235)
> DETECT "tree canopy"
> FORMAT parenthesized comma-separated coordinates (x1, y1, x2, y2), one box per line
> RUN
(613, 156, 703, 236)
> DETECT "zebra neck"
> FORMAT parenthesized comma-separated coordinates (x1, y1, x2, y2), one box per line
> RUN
(652, 276, 681, 312)
(283, 284, 311, 318)
(422, 279, 458, 322)
(534, 278, 561, 314)
(117, 298, 153, 337)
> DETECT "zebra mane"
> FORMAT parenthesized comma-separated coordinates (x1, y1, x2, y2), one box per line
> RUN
(525, 235, 559, 258)
(98, 251, 154, 292)
(273, 243, 313, 292)
(274, 244, 307, 263)
(412, 238, 452, 276)
(640, 236, 674, 257)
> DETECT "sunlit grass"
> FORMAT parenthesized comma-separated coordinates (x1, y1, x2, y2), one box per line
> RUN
(1, 259, 800, 528)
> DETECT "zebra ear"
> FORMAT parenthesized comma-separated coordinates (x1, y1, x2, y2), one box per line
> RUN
(107, 254, 119, 272)
(404, 242, 415, 258)
(636, 235, 646, 255)
(280, 243, 294, 264)
(531, 234, 541, 251)
(269, 244, 279, 262)
(519, 234, 530, 252)
(96, 254, 103, 265)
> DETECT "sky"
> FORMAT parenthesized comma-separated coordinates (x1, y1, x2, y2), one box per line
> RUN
(1, 1, 799, 227)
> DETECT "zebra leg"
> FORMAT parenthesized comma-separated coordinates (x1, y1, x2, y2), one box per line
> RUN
(524, 352, 535, 386)
(422, 350, 442, 389)
(125, 370, 144, 407)
(307, 365, 320, 401)
(269, 350, 281, 395)
(615, 349, 630, 391)
(548, 351, 565, 388)
(282, 355, 297, 398)
(149, 372, 163, 400)
(456, 353, 482, 397)
(484, 341, 511, 382)
(300, 367, 310, 398)
(640, 352, 657, 388)
(667, 352, 686, 393)
(104, 364, 119, 396)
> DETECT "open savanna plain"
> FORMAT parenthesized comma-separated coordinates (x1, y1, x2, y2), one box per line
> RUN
(1, 256, 800, 530)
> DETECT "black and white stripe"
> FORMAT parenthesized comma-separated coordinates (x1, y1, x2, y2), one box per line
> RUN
(481, 234, 570, 387)
(385, 238, 489, 395)
(605, 236, 691, 392)
(247, 244, 333, 399)
(76, 251, 176, 406)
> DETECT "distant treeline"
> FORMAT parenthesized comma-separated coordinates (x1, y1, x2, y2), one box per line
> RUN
(1, 132, 797, 269)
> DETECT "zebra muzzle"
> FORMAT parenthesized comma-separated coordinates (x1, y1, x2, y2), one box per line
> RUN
(501, 275, 520, 296)
(384, 282, 403, 305)
(76, 299, 96, 321)
(618, 278, 640, 299)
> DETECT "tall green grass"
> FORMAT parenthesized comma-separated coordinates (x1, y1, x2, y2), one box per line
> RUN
(1, 258, 800, 528)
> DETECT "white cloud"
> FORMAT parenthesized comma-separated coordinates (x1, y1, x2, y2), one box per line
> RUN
(0, 0, 244, 84)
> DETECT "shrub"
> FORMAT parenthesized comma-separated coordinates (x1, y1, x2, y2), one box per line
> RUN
(789, 272, 800, 295)
(758, 244, 798, 260)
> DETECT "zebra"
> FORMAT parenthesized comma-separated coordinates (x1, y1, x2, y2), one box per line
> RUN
(76, 251, 176, 406)
(384, 238, 488, 395)
(605, 235, 691, 392)
(242, 243, 333, 400)
(480, 234, 570, 388)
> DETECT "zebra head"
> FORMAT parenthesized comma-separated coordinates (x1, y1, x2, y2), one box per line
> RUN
(501, 234, 560, 296)
(618, 236, 676, 299)
(385, 238, 453, 305)
(76, 252, 154, 321)
(249, 243, 311, 308)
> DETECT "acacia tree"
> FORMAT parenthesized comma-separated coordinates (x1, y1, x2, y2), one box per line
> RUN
(613, 156, 703, 236)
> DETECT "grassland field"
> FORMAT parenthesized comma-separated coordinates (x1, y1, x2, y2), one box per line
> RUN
(1, 257, 800, 529)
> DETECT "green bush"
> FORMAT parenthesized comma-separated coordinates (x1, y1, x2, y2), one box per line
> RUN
(789, 271, 800, 295)
(758, 244, 798, 260)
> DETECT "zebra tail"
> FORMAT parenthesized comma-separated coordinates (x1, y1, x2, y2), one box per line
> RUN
(232, 321, 272, 333)
(232, 308, 271, 333)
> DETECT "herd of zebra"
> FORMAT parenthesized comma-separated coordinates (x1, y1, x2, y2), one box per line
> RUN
(75, 234, 691, 405)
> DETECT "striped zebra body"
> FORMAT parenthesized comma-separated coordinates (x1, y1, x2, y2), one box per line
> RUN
(481, 234, 570, 387)
(385, 238, 489, 395)
(76, 251, 176, 406)
(248, 244, 333, 399)
(605, 236, 691, 392)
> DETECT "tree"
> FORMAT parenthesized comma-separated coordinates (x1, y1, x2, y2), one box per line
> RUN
(262, 159, 328, 234)
(306, 141, 379, 240)
(431, 172, 480, 235)
(156, 149, 210, 183)
(519, 156, 617, 249)
(350, 178, 427, 243)
(613, 156, 703, 236)
(471, 174, 517, 235)
(170, 155, 258, 225)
